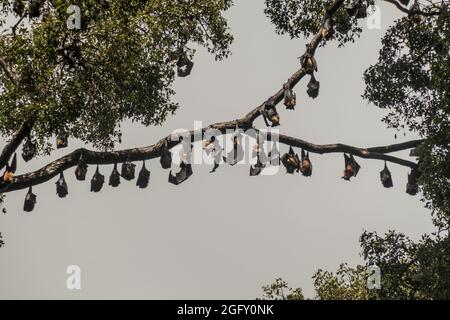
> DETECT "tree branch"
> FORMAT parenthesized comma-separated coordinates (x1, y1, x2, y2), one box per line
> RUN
(384, 0, 443, 17)
(275, 133, 420, 168)
(0, 56, 35, 171)
(12, 12, 27, 36)
(0, 0, 420, 194)
(244, 0, 345, 122)
(0, 118, 35, 171)
(0, 123, 422, 193)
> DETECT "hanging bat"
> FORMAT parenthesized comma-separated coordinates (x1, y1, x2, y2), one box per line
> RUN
(23, 187, 37, 212)
(249, 156, 265, 177)
(169, 162, 193, 185)
(136, 161, 150, 189)
(406, 168, 419, 196)
(56, 132, 68, 149)
(223, 128, 244, 166)
(261, 102, 280, 127)
(90, 165, 105, 192)
(281, 146, 301, 174)
(109, 163, 121, 187)
(22, 135, 36, 162)
(300, 149, 312, 177)
(160, 141, 172, 169)
(299, 44, 318, 74)
(252, 133, 263, 159)
(177, 55, 194, 77)
(250, 132, 266, 162)
(203, 135, 216, 154)
(179, 138, 193, 166)
(56, 172, 68, 198)
(1, 153, 17, 183)
(29, 0, 43, 18)
(380, 162, 393, 188)
(256, 134, 270, 165)
(409, 1, 422, 23)
(307, 75, 320, 99)
(283, 84, 297, 110)
(320, 18, 335, 39)
(75, 153, 88, 181)
(342, 154, 361, 181)
(121, 156, 136, 181)
(268, 142, 280, 166)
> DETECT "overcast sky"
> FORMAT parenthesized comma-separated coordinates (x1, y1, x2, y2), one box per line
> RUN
(0, 1, 434, 299)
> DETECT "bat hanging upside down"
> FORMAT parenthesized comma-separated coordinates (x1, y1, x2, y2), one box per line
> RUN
(342, 154, 361, 181)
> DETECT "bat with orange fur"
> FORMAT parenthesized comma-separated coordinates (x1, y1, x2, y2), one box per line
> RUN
(342, 154, 360, 181)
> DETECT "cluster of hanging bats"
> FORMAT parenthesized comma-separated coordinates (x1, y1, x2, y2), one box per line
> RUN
(2, 0, 421, 212)
(0, 123, 419, 213)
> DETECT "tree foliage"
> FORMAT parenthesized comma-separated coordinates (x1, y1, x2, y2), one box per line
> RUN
(360, 230, 450, 299)
(261, 231, 450, 300)
(312, 264, 374, 300)
(0, 0, 233, 151)
(260, 265, 373, 300)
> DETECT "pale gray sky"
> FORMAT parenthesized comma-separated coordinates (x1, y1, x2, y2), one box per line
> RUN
(0, 1, 433, 299)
